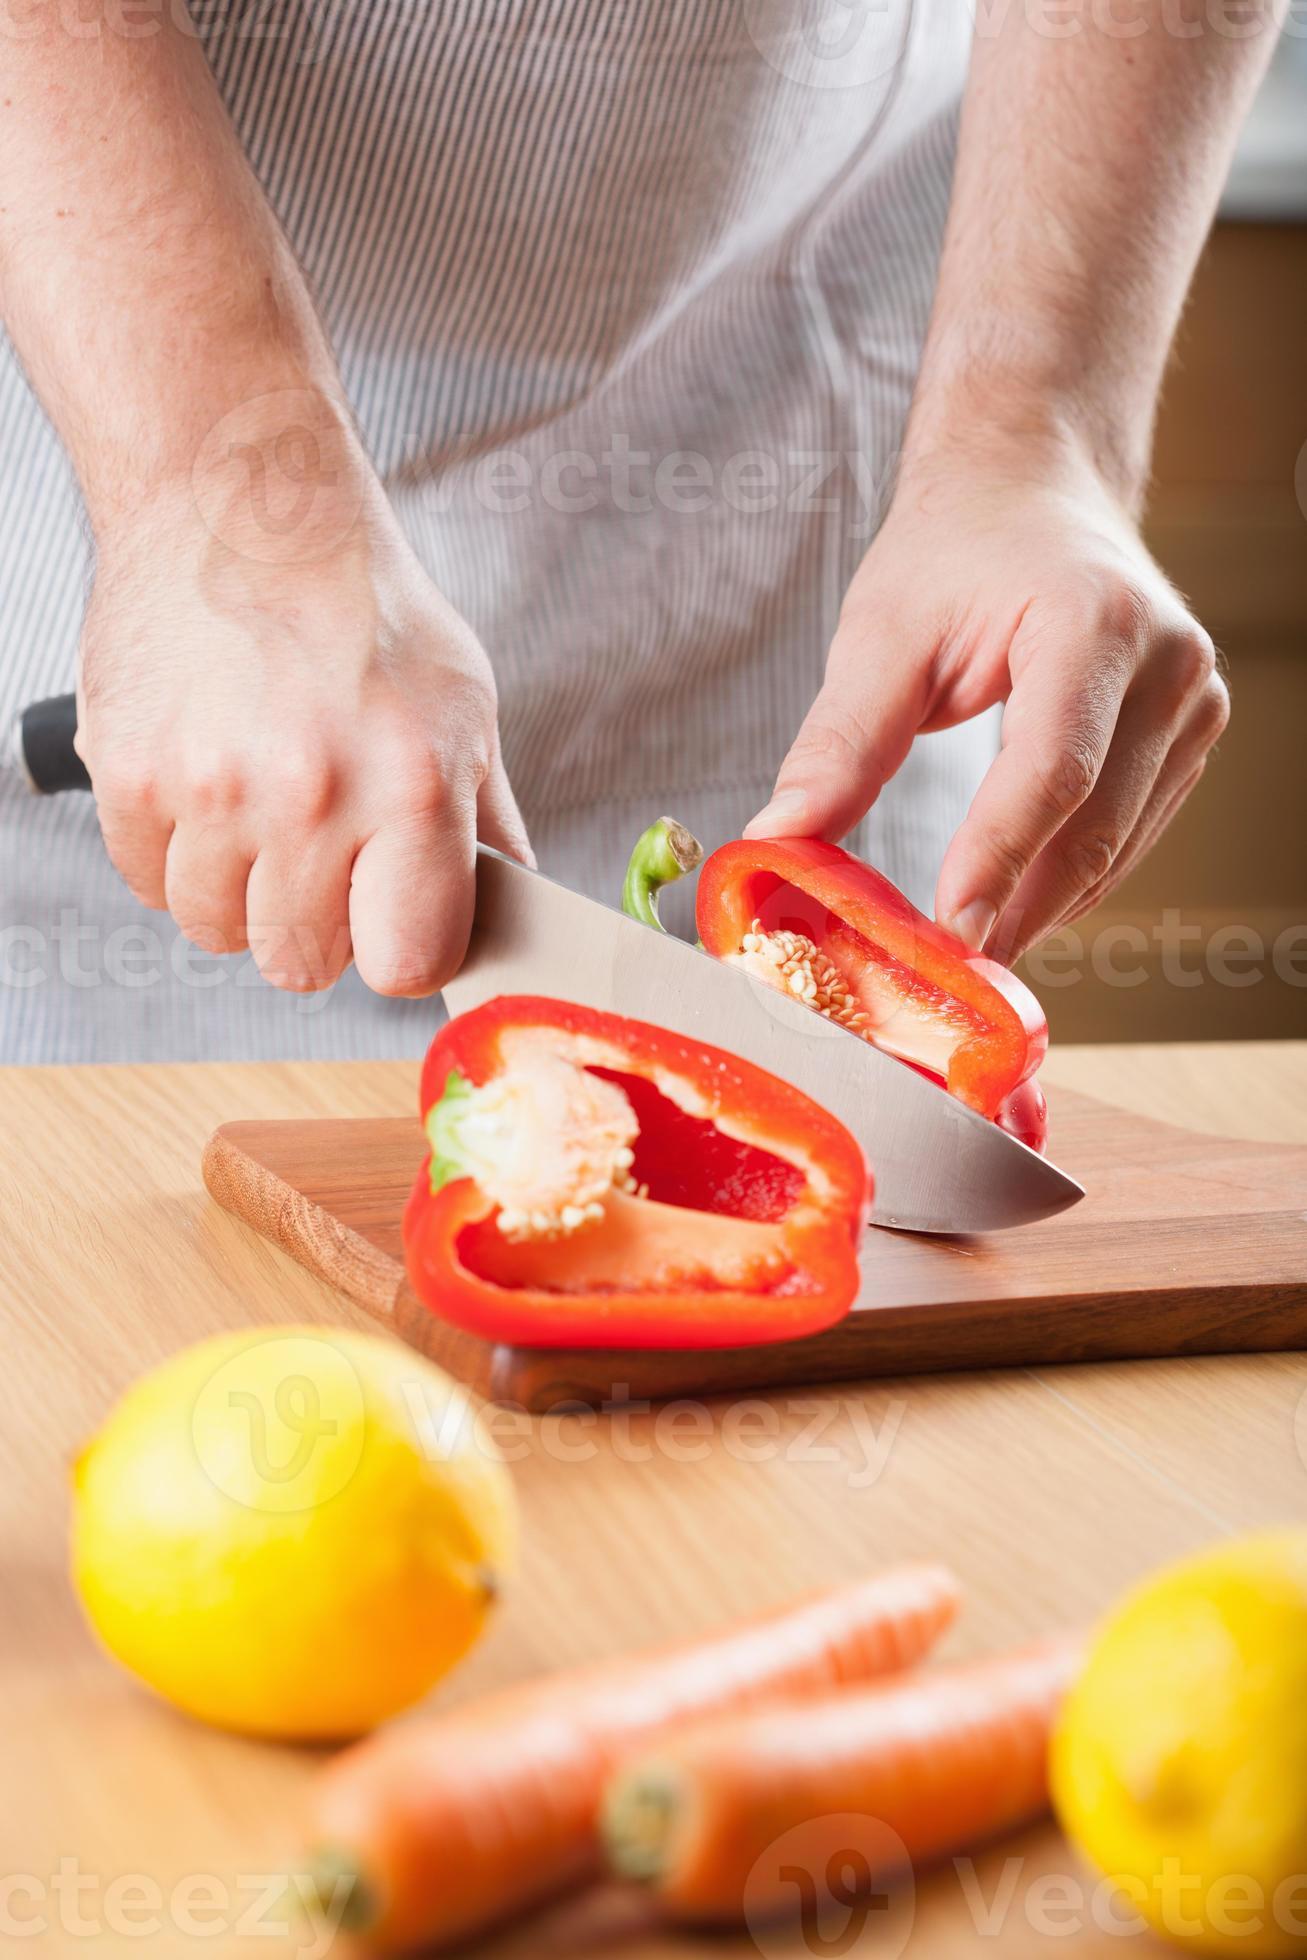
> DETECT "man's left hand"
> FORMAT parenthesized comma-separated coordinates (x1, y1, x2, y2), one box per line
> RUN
(747, 441, 1229, 962)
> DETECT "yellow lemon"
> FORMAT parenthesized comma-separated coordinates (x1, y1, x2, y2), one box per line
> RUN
(1052, 1528, 1307, 1956)
(71, 1326, 516, 1739)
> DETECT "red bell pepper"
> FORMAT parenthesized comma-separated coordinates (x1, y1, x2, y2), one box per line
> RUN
(623, 822, 1048, 1144)
(994, 1075, 1049, 1153)
(695, 838, 1047, 1124)
(405, 996, 871, 1350)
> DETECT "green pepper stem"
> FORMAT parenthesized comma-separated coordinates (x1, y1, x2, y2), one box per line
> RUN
(301, 1848, 378, 1933)
(426, 1067, 477, 1193)
(599, 1764, 685, 1884)
(622, 817, 704, 932)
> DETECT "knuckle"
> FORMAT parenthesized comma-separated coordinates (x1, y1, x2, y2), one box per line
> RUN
(1093, 578, 1153, 650)
(1195, 673, 1231, 744)
(273, 747, 338, 828)
(792, 713, 877, 786)
(794, 717, 860, 770)
(92, 758, 160, 812)
(374, 721, 455, 810)
(1163, 624, 1217, 705)
(1036, 742, 1100, 820)
(395, 754, 458, 821)
(186, 755, 247, 817)
(444, 701, 496, 785)
(977, 823, 1033, 897)
(402, 767, 451, 824)
(1065, 828, 1121, 890)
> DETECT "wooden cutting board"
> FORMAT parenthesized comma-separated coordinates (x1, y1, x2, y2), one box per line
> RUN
(202, 1085, 1307, 1411)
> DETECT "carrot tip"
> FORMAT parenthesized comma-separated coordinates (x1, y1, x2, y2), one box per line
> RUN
(600, 1765, 685, 1885)
(303, 1848, 379, 1933)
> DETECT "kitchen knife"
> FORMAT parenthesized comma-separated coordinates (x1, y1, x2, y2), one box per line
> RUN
(12, 695, 1084, 1230)
(444, 848, 1084, 1234)
(10, 693, 90, 793)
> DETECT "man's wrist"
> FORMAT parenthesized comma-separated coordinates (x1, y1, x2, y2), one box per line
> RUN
(899, 329, 1153, 518)
(905, 290, 1160, 517)
(20, 221, 352, 529)
(80, 362, 370, 551)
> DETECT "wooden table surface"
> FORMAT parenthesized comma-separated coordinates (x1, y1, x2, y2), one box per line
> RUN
(3, 1041, 1305, 1960)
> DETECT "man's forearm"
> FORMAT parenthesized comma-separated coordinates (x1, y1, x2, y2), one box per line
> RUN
(0, 3, 346, 524)
(904, 0, 1284, 505)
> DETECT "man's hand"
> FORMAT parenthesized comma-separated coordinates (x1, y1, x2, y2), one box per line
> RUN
(0, 4, 528, 997)
(78, 406, 529, 995)
(749, 0, 1278, 962)
(747, 442, 1227, 962)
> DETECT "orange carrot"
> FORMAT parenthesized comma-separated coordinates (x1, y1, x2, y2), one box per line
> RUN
(601, 1636, 1082, 1923)
(304, 1565, 960, 1952)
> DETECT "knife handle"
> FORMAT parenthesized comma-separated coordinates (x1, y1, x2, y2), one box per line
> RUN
(12, 693, 91, 794)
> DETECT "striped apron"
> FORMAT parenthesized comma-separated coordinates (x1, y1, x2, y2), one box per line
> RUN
(0, 0, 994, 1063)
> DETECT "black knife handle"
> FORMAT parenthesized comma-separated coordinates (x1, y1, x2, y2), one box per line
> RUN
(12, 693, 91, 794)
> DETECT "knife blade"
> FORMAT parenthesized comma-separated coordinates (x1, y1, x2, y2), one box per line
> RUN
(443, 848, 1084, 1234)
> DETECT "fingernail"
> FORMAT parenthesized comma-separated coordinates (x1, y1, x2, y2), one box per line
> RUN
(743, 788, 810, 839)
(948, 901, 997, 951)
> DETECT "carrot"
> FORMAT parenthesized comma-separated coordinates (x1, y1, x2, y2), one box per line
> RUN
(304, 1564, 960, 1952)
(601, 1636, 1082, 1923)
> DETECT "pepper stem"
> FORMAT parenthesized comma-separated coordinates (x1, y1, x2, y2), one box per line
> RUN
(426, 1067, 477, 1193)
(622, 817, 704, 932)
(301, 1848, 379, 1933)
(600, 1764, 687, 1885)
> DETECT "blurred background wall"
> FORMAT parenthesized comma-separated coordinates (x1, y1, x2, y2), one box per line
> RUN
(1016, 29, 1307, 1043)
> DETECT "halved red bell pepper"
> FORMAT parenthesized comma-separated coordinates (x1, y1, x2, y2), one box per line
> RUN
(405, 995, 871, 1350)
(622, 822, 1048, 1143)
(693, 838, 1047, 1125)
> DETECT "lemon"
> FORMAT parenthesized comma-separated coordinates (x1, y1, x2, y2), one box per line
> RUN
(1052, 1529, 1307, 1956)
(71, 1326, 516, 1739)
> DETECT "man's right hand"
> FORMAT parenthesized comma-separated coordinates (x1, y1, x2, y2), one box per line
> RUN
(77, 392, 530, 997)
(1, 6, 528, 1000)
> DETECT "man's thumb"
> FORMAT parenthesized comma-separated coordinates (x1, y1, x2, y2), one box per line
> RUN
(744, 644, 925, 842)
